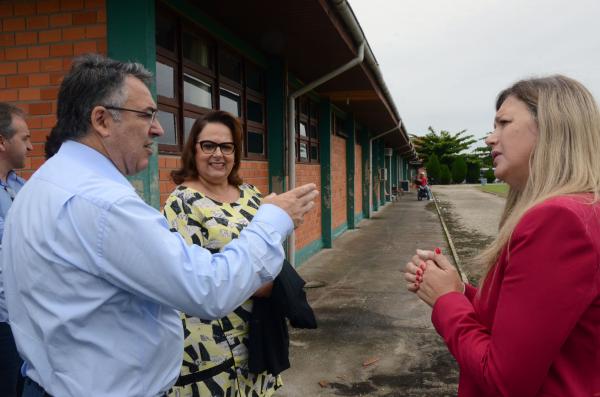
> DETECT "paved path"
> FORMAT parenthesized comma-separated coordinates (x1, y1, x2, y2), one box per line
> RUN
(432, 185, 504, 238)
(431, 184, 505, 281)
(277, 193, 458, 397)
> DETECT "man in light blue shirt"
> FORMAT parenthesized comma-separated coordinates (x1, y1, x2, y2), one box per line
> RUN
(3, 54, 318, 397)
(0, 102, 32, 397)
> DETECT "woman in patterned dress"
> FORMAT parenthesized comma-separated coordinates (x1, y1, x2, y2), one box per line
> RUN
(164, 110, 281, 397)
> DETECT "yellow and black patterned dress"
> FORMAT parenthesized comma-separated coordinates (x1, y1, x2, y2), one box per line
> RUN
(163, 183, 282, 397)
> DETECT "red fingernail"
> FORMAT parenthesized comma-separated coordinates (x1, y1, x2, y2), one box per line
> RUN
(435, 247, 442, 255)
(419, 262, 426, 270)
(416, 269, 422, 276)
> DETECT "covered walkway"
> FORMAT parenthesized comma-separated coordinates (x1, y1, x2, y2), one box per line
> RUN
(279, 194, 459, 397)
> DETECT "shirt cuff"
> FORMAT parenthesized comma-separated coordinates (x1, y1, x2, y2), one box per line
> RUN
(254, 203, 294, 237)
(431, 291, 472, 336)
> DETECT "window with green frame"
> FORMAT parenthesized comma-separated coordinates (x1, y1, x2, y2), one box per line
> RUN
(296, 96, 319, 163)
(155, 2, 267, 158)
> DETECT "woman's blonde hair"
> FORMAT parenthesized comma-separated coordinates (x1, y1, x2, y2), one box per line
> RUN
(477, 75, 600, 274)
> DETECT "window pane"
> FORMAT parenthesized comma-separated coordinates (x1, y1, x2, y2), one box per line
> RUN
(300, 100, 309, 116)
(183, 74, 212, 108)
(184, 117, 196, 144)
(299, 142, 308, 160)
(310, 144, 319, 161)
(156, 13, 175, 52)
(246, 64, 263, 93)
(182, 32, 212, 69)
(219, 89, 241, 116)
(309, 124, 318, 139)
(157, 111, 177, 145)
(247, 99, 263, 124)
(219, 50, 241, 83)
(156, 62, 174, 99)
(299, 122, 307, 137)
(247, 130, 264, 154)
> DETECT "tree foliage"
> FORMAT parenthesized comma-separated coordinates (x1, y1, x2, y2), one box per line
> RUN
(472, 144, 493, 169)
(411, 127, 477, 167)
(451, 156, 467, 184)
(426, 153, 441, 183)
(440, 164, 452, 185)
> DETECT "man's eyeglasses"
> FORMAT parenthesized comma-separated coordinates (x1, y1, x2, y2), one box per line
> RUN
(196, 140, 235, 155)
(104, 106, 158, 126)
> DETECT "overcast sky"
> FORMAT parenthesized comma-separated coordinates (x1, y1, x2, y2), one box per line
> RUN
(349, 0, 600, 146)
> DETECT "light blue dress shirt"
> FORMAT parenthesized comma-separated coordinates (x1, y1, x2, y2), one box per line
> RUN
(3, 140, 293, 397)
(0, 170, 25, 323)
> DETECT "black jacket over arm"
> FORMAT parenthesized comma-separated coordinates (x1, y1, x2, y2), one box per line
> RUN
(248, 260, 317, 376)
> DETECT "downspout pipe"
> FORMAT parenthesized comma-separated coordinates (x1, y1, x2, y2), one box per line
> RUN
(368, 123, 401, 217)
(333, 0, 417, 159)
(287, 42, 365, 267)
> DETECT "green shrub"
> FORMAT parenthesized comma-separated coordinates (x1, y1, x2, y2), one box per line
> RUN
(466, 162, 480, 183)
(426, 153, 441, 183)
(485, 168, 496, 183)
(451, 156, 467, 184)
(440, 164, 452, 184)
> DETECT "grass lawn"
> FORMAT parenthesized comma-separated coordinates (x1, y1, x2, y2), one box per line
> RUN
(478, 183, 509, 197)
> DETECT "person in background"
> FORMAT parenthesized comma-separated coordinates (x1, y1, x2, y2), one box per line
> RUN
(405, 75, 600, 396)
(164, 110, 281, 397)
(0, 102, 31, 397)
(3, 54, 318, 397)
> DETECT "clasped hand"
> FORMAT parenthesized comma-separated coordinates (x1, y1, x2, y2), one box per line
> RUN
(404, 249, 464, 307)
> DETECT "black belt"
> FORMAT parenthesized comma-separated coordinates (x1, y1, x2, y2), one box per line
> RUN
(174, 357, 236, 387)
(24, 377, 53, 397)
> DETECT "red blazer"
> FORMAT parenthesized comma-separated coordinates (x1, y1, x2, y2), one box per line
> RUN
(432, 195, 600, 397)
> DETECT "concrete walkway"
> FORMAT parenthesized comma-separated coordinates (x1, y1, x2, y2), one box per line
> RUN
(278, 193, 458, 397)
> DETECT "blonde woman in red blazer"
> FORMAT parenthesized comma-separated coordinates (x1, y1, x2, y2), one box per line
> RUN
(405, 75, 600, 397)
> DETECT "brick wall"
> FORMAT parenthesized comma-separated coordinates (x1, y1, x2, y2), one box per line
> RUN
(331, 135, 347, 231)
(294, 163, 321, 249)
(158, 156, 269, 208)
(0, 0, 107, 179)
(158, 154, 180, 206)
(238, 160, 268, 195)
(354, 143, 362, 217)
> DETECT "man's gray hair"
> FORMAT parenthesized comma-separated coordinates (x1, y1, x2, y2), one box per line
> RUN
(45, 54, 152, 158)
(0, 102, 25, 140)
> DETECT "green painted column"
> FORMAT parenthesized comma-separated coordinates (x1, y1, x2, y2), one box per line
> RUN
(392, 151, 398, 191)
(372, 138, 379, 212)
(345, 116, 355, 229)
(266, 58, 286, 194)
(319, 100, 332, 248)
(379, 141, 386, 206)
(360, 127, 370, 218)
(107, 0, 159, 208)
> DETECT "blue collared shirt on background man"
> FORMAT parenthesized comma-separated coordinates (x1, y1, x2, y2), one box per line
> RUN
(3, 140, 293, 397)
(0, 170, 25, 323)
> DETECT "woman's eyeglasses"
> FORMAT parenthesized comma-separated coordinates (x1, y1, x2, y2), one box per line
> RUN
(196, 140, 235, 155)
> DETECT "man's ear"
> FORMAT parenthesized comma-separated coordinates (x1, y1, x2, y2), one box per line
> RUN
(0, 135, 7, 153)
(90, 106, 112, 138)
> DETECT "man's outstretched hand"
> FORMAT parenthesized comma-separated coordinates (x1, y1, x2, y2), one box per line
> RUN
(262, 183, 319, 228)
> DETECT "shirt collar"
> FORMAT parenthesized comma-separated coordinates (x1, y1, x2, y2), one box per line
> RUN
(57, 140, 133, 189)
(0, 170, 19, 188)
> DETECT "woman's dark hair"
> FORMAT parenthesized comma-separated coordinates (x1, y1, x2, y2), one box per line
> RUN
(171, 110, 244, 186)
(44, 53, 152, 159)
